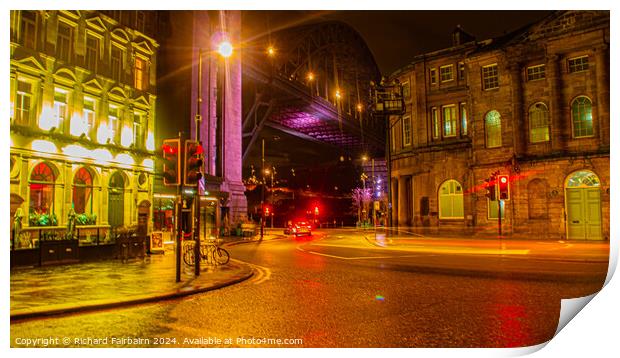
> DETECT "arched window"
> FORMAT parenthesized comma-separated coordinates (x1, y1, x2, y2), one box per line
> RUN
(438, 180, 464, 219)
(29, 163, 56, 215)
(485, 110, 502, 148)
(529, 103, 550, 143)
(571, 96, 593, 138)
(566, 170, 600, 188)
(73, 167, 93, 214)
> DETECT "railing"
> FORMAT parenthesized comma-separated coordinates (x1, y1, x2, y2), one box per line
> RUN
(12, 225, 112, 250)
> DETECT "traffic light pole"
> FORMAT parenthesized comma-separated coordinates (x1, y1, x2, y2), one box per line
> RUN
(498, 199, 502, 237)
(176, 132, 183, 283)
(194, 49, 203, 277)
(260, 138, 265, 240)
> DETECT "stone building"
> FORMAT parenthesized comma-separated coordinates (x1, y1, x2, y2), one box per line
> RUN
(388, 11, 609, 240)
(9, 10, 159, 264)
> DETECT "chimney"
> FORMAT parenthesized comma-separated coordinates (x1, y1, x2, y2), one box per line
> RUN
(452, 25, 476, 46)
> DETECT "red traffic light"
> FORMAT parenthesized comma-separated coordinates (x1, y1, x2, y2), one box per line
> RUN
(162, 139, 181, 186)
(184, 140, 204, 186)
(497, 175, 510, 200)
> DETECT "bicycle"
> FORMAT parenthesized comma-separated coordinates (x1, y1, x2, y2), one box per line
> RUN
(183, 240, 230, 266)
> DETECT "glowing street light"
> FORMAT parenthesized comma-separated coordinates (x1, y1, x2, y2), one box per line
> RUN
(361, 155, 368, 162)
(217, 40, 233, 58)
(335, 89, 342, 100)
(306, 72, 315, 81)
(267, 46, 276, 57)
(356, 103, 363, 112)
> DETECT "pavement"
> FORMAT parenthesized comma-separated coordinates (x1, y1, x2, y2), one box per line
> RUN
(10, 249, 253, 321)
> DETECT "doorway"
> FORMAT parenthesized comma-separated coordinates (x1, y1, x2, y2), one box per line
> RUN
(565, 170, 602, 240)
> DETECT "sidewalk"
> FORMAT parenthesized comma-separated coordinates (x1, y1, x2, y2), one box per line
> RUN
(222, 230, 288, 246)
(10, 251, 253, 321)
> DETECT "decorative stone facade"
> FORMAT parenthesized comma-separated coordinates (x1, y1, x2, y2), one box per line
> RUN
(388, 11, 609, 240)
(10, 10, 159, 251)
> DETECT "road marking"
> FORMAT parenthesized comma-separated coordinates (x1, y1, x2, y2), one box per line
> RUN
(308, 242, 530, 256)
(237, 261, 271, 285)
(296, 246, 438, 260)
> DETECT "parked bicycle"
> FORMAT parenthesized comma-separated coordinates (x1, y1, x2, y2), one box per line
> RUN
(183, 240, 230, 266)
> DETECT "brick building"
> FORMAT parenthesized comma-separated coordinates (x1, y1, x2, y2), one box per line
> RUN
(10, 10, 159, 264)
(388, 11, 609, 240)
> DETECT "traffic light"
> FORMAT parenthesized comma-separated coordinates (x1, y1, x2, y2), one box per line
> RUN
(263, 204, 271, 216)
(162, 139, 180, 186)
(498, 175, 510, 200)
(314, 206, 319, 216)
(484, 177, 496, 201)
(184, 140, 204, 186)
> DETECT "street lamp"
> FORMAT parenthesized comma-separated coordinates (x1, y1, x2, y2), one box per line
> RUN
(217, 40, 233, 58)
(267, 46, 276, 57)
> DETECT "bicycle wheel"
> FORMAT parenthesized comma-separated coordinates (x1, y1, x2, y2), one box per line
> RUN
(214, 247, 230, 265)
(183, 243, 195, 266)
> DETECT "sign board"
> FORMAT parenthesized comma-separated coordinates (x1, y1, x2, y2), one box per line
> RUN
(374, 201, 380, 211)
(150, 231, 164, 252)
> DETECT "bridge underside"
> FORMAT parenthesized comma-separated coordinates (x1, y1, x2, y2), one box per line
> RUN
(242, 21, 385, 162)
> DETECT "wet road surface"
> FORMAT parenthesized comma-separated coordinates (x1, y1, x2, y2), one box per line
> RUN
(10, 230, 606, 348)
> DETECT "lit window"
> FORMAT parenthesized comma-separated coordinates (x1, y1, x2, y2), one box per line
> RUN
(52, 89, 68, 130)
(83, 97, 96, 137)
(56, 21, 73, 61)
(133, 112, 144, 148)
(15, 80, 32, 125)
(488, 198, 505, 219)
(431, 107, 439, 139)
(108, 105, 119, 143)
(568, 56, 589, 73)
(529, 103, 550, 143)
(111, 46, 123, 82)
(85, 35, 98, 71)
(73, 167, 93, 214)
(29, 162, 56, 217)
(485, 110, 502, 148)
(442, 105, 456, 137)
(439, 180, 464, 219)
(402, 116, 412, 147)
(571, 96, 593, 138)
(460, 102, 467, 136)
(482, 64, 499, 90)
(440, 65, 454, 82)
(458, 62, 465, 81)
(430, 68, 437, 85)
(402, 81, 410, 100)
(20, 11, 37, 49)
(526, 65, 546, 81)
(134, 57, 148, 90)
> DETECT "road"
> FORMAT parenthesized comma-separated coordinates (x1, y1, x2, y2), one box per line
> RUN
(10, 229, 608, 348)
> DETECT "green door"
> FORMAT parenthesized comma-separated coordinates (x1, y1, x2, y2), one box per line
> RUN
(566, 188, 602, 240)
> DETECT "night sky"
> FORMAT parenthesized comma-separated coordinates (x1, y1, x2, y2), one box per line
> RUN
(242, 10, 553, 75)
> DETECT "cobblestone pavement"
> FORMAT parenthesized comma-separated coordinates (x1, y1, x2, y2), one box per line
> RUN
(10, 250, 251, 315)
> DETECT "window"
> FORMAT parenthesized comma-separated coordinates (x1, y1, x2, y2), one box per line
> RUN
(568, 56, 589, 73)
(442, 105, 456, 137)
(56, 22, 73, 61)
(458, 62, 465, 81)
(108, 105, 119, 143)
(460, 102, 468, 136)
(133, 112, 144, 148)
(529, 103, 550, 143)
(52, 89, 68, 130)
(485, 110, 502, 148)
(73, 167, 93, 214)
(482, 64, 499, 90)
(20, 11, 37, 49)
(402, 116, 412, 147)
(85, 35, 98, 71)
(440, 65, 454, 82)
(527, 65, 546, 81)
(488, 198, 505, 219)
(430, 68, 437, 85)
(438, 180, 464, 219)
(29, 162, 56, 217)
(15, 80, 32, 125)
(136, 11, 146, 32)
(134, 57, 148, 90)
(571, 96, 593, 138)
(431, 107, 439, 139)
(402, 81, 410, 100)
(111, 46, 123, 82)
(83, 97, 96, 137)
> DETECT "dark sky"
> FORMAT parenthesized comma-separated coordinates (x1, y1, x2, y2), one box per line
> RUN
(242, 10, 553, 74)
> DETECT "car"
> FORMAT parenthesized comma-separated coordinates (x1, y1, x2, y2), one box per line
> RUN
(284, 221, 312, 237)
